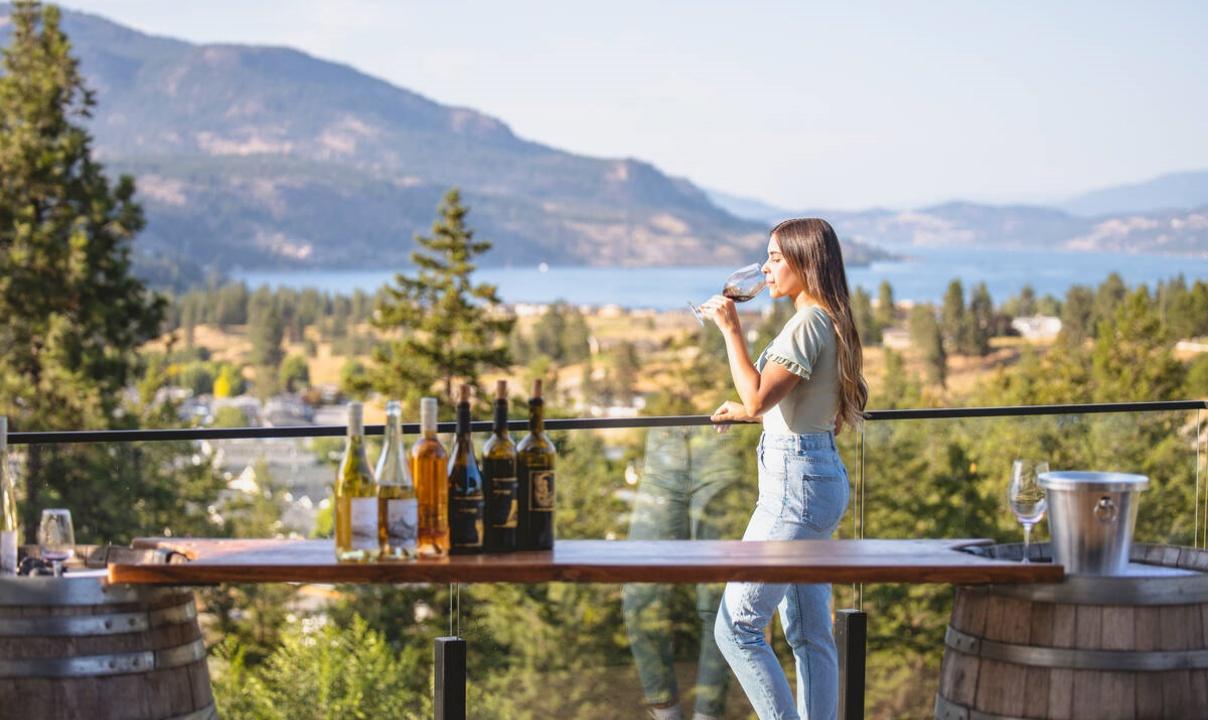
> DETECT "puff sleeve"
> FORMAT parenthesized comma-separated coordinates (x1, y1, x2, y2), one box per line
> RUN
(761, 306, 831, 380)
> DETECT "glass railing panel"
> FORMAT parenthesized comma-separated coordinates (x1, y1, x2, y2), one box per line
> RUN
(5, 405, 1200, 718)
(854, 408, 1206, 718)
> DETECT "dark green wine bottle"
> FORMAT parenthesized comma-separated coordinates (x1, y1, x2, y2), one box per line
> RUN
(517, 379, 556, 550)
(482, 380, 518, 552)
(447, 384, 485, 554)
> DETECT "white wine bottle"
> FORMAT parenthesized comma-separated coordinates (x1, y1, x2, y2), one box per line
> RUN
(334, 402, 378, 562)
(376, 400, 417, 560)
(1, 417, 17, 576)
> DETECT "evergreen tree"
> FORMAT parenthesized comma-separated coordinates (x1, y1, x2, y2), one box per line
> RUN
(940, 279, 968, 354)
(1015, 284, 1037, 317)
(909, 306, 947, 388)
(0, 1, 171, 540)
(1059, 285, 1095, 346)
(1092, 272, 1127, 335)
(852, 286, 881, 345)
(532, 302, 569, 360)
(610, 341, 641, 406)
(875, 280, 896, 330)
(967, 282, 994, 356)
(1090, 288, 1185, 403)
(248, 293, 286, 369)
(370, 189, 514, 404)
(278, 355, 310, 393)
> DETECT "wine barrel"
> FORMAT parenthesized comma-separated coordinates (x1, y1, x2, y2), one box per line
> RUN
(935, 542, 1208, 720)
(0, 572, 215, 720)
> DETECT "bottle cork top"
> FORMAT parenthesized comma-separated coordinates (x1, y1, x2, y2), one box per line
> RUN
(420, 397, 437, 431)
(531, 379, 543, 398)
(346, 402, 363, 434)
(495, 380, 508, 400)
(458, 383, 471, 404)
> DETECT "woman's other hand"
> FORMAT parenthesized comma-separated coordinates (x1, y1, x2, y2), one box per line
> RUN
(710, 400, 753, 433)
(700, 295, 740, 335)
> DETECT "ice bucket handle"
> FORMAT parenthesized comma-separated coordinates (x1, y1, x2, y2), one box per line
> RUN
(1093, 496, 1118, 524)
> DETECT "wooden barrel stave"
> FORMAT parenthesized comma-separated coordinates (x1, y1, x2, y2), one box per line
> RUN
(0, 579, 214, 720)
(937, 543, 1208, 720)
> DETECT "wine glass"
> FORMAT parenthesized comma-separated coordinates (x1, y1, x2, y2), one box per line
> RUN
(687, 263, 768, 325)
(1006, 460, 1049, 563)
(38, 509, 75, 577)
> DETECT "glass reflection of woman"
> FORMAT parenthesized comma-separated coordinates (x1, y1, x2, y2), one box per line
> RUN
(699, 218, 867, 720)
(623, 426, 740, 720)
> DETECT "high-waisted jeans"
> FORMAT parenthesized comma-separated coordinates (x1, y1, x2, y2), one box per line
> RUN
(714, 431, 850, 720)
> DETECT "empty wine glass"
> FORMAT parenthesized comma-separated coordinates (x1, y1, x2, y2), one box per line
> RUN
(38, 509, 75, 577)
(1007, 460, 1049, 563)
(688, 263, 768, 325)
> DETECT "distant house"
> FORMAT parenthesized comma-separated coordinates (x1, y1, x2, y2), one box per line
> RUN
(882, 328, 912, 350)
(1175, 339, 1208, 355)
(1011, 315, 1063, 340)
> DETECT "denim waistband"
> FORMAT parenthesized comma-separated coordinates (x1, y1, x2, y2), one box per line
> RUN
(758, 431, 837, 452)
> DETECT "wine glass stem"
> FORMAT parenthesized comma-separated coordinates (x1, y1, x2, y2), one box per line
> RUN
(1022, 524, 1032, 564)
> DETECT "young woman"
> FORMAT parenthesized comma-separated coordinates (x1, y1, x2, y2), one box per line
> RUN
(699, 218, 867, 720)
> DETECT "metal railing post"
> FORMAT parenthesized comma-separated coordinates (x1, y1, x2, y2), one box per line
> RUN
(836, 608, 867, 720)
(434, 636, 466, 720)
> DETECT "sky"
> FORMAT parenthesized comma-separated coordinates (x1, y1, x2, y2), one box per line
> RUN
(56, 0, 1208, 210)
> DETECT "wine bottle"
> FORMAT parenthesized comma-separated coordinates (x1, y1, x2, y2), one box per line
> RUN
(334, 402, 378, 562)
(376, 400, 418, 560)
(482, 380, 518, 552)
(412, 397, 449, 557)
(1, 417, 18, 576)
(517, 379, 556, 550)
(447, 385, 485, 554)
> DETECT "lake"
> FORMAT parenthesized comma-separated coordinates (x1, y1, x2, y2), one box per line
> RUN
(234, 246, 1208, 310)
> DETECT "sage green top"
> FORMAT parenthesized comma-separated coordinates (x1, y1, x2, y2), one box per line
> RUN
(754, 304, 839, 434)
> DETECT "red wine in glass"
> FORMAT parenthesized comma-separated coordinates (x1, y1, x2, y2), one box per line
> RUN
(689, 263, 767, 324)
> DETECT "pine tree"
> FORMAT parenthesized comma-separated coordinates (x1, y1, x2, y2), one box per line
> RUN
(370, 189, 514, 404)
(1, 2, 171, 540)
(852, 286, 881, 345)
(1058, 285, 1095, 346)
(967, 282, 994, 356)
(909, 305, 947, 388)
(875, 280, 896, 330)
(940, 279, 968, 354)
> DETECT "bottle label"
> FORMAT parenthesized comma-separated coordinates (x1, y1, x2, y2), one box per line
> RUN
(386, 498, 419, 551)
(529, 471, 555, 512)
(488, 477, 518, 529)
(350, 498, 378, 551)
(450, 496, 484, 548)
(0, 531, 16, 575)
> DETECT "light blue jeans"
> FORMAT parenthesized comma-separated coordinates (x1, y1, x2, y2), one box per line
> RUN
(714, 431, 850, 720)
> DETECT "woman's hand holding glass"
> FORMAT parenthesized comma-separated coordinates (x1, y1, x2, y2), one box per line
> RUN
(699, 295, 741, 335)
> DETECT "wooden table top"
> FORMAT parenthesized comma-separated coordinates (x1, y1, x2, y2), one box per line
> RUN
(107, 538, 1064, 585)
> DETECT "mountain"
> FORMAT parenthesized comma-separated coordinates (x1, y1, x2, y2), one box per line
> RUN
(1063, 170, 1208, 217)
(703, 188, 792, 225)
(0, 6, 889, 283)
(726, 199, 1207, 257)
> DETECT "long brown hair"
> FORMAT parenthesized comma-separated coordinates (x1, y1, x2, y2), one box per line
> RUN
(770, 218, 868, 434)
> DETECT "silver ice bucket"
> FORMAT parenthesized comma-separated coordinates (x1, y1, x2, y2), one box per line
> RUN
(1039, 470, 1148, 575)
